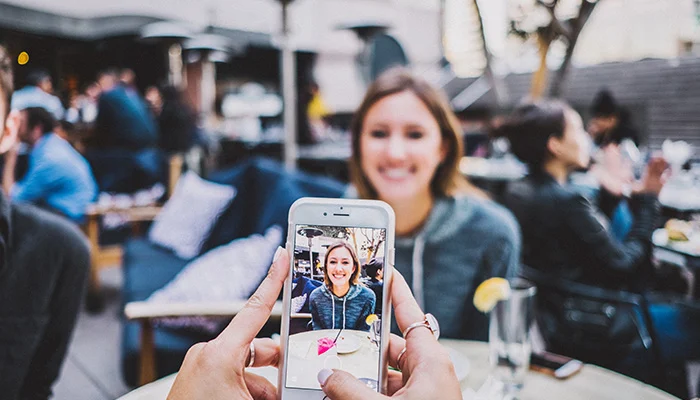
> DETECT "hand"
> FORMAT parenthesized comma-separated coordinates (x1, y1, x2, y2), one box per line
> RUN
(591, 145, 634, 197)
(166, 247, 288, 400)
(317, 271, 462, 400)
(633, 156, 669, 196)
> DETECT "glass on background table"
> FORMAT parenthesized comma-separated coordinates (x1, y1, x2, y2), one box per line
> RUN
(118, 340, 680, 400)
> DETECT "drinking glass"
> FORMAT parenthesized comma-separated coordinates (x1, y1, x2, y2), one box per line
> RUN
(369, 319, 381, 351)
(489, 279, 536, 396)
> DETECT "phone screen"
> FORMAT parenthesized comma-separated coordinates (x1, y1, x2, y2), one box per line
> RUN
(285, 224, 386, 391)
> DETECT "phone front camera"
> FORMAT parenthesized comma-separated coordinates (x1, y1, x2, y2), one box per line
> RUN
(323, 212, 327, 216)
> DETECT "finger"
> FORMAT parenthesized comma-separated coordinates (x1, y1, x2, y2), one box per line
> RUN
(386, 370, 404, 396)
(390, 271, 434, 343)
(319, 369, 384, 400)
(217, 247, 289, 350)
(246, 338, 280, 368)
(387, 334, 406, 370)
(245, 372, 277, 400)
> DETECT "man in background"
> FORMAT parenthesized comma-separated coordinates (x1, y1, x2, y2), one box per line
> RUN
(2, 106, 97, 223)
(0, 44, 90, 399)
(10, 68, 64, 121)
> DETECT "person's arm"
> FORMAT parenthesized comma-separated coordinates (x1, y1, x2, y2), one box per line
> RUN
(20, 224, 90, 400)
(2, 144, 18, 195)
(564, 192, 657, 274)
(10, 157, 55, 204)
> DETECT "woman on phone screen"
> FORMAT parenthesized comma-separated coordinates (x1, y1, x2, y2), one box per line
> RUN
(309, 241, 376, 331)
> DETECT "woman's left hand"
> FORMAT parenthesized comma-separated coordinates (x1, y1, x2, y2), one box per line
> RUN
(167, 247, 288, 400)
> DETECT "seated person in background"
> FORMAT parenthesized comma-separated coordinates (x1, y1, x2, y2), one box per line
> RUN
(0, 44, 90, 400)
(94, 68, 157, 150)
(309, 242, 375, 331)
(10, 68, 64, 121)
(289, 273, 323, 333)
(363, 258, 383, 316)
(2, 106, 97, 223)
(501, 101, 665, 290)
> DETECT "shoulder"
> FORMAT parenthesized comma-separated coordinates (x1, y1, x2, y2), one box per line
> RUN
(12, 203, 89, 255)
(454, 196, 520, 246)
(358, 285, 376, 301)
(309, 286, 326, 301)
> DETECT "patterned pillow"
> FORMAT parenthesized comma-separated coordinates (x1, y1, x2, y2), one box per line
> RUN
(147, 226, 283, 333)
(149, 171, 236, 259)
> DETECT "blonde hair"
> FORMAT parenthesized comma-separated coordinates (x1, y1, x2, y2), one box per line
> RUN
(348, 67, 482, 200)
(323, 241, 361, 291)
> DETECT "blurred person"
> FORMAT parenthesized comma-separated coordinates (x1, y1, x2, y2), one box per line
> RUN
(2, 106, 97, 223)
(309, 242, 376, 331)
(348, 67, 520, 340)
(144, 85, 163, 118)
(65, 81, 100, 125)
(499, 101, 700, 396)
(363, 258, 384, 315)
(501, 101, 664, 290)
(10, 68, 64, 120)
(588, 89, 640, 148)
(0, 44, 90, 400)
(120, 68, 137, 92)
(158, 85, 199, 153)
(94, 68, 157, 150)
(167, 249, 462, 400)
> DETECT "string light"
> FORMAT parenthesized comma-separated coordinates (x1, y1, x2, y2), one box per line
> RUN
(17, 51, 29, 65)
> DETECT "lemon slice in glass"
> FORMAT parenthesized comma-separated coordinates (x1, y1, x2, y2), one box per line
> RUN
(473, 278, 511, 313)
(366, 314, 379, 325)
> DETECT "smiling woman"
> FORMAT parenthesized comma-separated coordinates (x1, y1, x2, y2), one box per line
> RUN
(309, 241, 376, 332)
(347, 67, 521, 341)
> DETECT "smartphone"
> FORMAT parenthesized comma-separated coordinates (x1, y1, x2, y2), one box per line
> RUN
(530, 351, 583, 379)
(278, 198, 395, 399)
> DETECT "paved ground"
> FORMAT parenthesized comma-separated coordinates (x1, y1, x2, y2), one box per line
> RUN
(53, 267, 131, 400)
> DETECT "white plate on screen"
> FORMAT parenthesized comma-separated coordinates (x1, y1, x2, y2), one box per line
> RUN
(335, 334, 362, 354)
(445, 345, 471, 381)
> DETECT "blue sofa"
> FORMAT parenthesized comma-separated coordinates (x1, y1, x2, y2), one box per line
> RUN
(121, 157, 346, 386)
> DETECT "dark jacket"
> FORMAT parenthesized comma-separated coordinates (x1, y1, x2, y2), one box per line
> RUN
(502, 173, 659, 290)
(95, 85, 157, 150)
(0, 193, 90, 399)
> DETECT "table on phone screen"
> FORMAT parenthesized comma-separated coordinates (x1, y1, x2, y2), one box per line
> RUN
(117, 340, 679, 400)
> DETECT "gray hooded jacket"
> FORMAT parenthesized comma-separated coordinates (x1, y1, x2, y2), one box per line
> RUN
(309, 284, 376, 331)
(394, 196, 521, 340)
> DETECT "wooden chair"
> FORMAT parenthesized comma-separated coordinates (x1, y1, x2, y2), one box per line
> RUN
(124, 300, 284, 385)
(83, 154, 184, 303)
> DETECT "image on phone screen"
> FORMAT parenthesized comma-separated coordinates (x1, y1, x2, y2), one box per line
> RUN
(285, 224, 386, 391)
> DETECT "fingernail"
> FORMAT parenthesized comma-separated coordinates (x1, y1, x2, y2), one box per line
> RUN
(273, 246, 284, 262)
(317, 368, 333, 386)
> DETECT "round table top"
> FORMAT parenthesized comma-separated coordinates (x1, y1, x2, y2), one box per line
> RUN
(285, 329, 378, 390)
(118, 340, 678, 400)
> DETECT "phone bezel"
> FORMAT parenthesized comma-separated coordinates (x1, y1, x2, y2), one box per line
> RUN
(278, 197, 395, 400)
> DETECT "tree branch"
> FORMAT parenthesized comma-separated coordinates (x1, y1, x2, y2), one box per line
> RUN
(536, 0, 573, 40)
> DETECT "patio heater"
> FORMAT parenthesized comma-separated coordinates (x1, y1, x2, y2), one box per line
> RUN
(139, 21, 194, 88)
(276, 0, 298, 171)
(182, 32, 237, 128)
(297, 226, 324, 279)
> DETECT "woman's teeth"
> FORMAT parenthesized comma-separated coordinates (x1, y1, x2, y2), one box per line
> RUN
(382, 168, 411, 179)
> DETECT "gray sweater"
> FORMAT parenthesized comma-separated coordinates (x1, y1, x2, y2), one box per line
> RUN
(394, 196, 521, 340)
(309, 284, 376, 331)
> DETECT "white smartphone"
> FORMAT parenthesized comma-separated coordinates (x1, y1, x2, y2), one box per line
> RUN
(278, 197, 395, 399)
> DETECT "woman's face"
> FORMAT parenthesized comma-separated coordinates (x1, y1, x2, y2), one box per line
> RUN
(326, 247, 356, 289)
(552, 109, 591, 170)
(359, 90, 446, 204)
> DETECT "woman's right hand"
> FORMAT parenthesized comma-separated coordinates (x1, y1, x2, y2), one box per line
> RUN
(317, 271, 462, 400)
(634, 156, 668, 196)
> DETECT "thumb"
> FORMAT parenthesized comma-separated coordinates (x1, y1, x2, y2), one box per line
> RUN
(318, 369, 384, 400)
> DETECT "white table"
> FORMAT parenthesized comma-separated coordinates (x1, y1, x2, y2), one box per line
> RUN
(286, 329, 378, 390)
(118, 340, 678, 400)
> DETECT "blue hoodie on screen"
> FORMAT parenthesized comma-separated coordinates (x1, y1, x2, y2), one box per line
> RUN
(309, 284, 376, 331)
